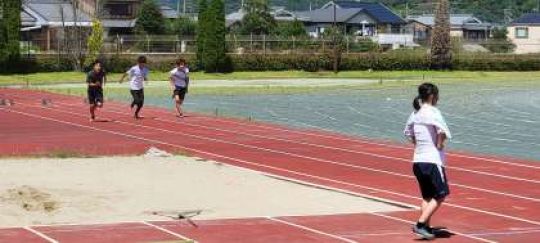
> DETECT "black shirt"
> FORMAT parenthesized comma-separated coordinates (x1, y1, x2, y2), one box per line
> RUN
(87, 70, 106, 88)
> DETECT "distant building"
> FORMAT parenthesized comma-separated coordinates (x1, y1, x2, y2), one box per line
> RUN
(407, 14, 492, 42)
(21, 0, 179, 50)
(296, 1, 414, 48)
(508, 13, 540, 54)
(226, 6, 306, 30)
(297, 1, 407, 37)
(21, 0, 93, 51)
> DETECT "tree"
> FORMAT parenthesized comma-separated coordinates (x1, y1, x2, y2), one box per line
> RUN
(84, 19, 104, 68)
(0, 0, 21, 66)
(135, 0, 166, 34)
(430, 0, 452, 70)
(274, 19, 307, 38)
(203, 0, 229, 72)
(169, 16, 197, 36)
(196, 0, 209, 69)
(240, 0, 276, 35)
(482, 27, 516, 53)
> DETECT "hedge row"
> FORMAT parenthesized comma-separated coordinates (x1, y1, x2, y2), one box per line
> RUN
(3, 52, 540, 73)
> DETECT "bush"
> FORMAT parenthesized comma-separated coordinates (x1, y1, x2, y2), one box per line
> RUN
(10, 52, 540, 73)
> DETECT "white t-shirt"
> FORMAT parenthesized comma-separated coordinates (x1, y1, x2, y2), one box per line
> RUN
(404, 104, 451, 166)
(126, 65, 149, 90)
(169, 67, 189, 88)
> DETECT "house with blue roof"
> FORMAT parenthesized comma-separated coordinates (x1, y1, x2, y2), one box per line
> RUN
(508, 13, 540, 54)
(295, 1, 414, 48)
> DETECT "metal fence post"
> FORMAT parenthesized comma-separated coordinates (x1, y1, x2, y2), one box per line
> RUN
(263, 34, 266, 55)
(346, 35, 350, 54)
(292, 36, 296, 53)
(116, 34, 120, 55)
(146, 35, 150, 53)
(250, 33, 253, 53)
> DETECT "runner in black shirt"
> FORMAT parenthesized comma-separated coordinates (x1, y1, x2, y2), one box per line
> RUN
(87, 60, 107, 121)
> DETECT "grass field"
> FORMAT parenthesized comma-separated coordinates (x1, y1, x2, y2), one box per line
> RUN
(3, 70, 540, 86)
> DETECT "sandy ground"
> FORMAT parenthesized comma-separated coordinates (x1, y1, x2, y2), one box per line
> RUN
(0, 155, 403, 227)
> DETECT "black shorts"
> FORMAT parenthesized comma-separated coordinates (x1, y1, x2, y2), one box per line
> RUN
(173, 87, 187, 100)
(87, 87, 103, 105)
(413, 163, 450, 200)
(130, 89, 144, 105)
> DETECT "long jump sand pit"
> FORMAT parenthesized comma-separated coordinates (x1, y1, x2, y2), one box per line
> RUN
(0, 155, 403, 227)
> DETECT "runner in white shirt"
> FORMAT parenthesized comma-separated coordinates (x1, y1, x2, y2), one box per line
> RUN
(404, 83, 451, 240)
(169, 58, 190, 117)
(119, 56, 149, 119)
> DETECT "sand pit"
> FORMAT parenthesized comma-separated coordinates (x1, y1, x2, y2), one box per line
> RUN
(0, 156, 404, 227)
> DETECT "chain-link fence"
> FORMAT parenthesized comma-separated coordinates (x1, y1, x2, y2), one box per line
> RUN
(20, 34, 423, 55)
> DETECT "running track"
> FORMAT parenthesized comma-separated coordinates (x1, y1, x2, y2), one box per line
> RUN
(1, 88, 539, 243)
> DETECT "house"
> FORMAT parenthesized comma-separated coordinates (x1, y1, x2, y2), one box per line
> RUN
(21, 0, 180, 51)
(508, 13, 540, 54)
(407, 14, 492, 42)
(21, 0, 93, 51)
(295, 1, 414, 48)
(77, 0, 179, 35)
(225, 6, 307, 29)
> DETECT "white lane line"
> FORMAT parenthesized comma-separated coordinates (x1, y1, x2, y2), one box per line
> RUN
(20, 93, 535, 187)
(23, 226, 59, 243)
(267, 217, 357, 243)
(11, 91, 540, 170)
(470, 229, 540, 236)
(112, 97, 540, 169)
(26, 102, 540, 203)
(140, 221, 195, 242)
(3, 107, 540, 228)
(369, 213, 497, 243)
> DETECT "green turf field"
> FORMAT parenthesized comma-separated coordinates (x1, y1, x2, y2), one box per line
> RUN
(3, 70, 540, 86)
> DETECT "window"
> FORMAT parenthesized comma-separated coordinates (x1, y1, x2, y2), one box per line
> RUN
(104, 3, 132, 17)
(515, 27, 529, 39)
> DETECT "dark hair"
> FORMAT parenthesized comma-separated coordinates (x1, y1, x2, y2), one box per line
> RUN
(413, 82, 439, 110)
(413, 97, 421, 111)
(137, 55, 147, 64)
(93, 59, 102, 66)
(175, 58, 186, 66)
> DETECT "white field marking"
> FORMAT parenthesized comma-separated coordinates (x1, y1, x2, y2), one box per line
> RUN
(140, 221, 194, 242)
(10, 100, 540, 204)
(3, 107, 540, 227)
(369, 213, 497, 243)
(12, 91, 540, 170)
(46, 99, 540, 185)
(493, 97, 536, 118)
(385, 100, 540, 142)
(120, 98, 540, 169)
(266, 217, 358, 243)
(341, 232, 409, 237)
(18, 102, 540, 203)
(29, 100, 540, 202)
(470, 229, 540, 236)
(23, 226, 59, 243)
(257, 171, 418, 209)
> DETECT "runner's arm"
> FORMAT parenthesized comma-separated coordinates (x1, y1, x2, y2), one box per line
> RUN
(436, 133, 446, 150)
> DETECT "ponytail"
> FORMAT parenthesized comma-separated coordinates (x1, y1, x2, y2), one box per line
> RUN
(413, 96, 421, 111)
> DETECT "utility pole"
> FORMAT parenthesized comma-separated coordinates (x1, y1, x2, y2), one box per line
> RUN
(333, 1, 338, 74)
(177, 0, 180, 17)
(183, 0, 187, 14)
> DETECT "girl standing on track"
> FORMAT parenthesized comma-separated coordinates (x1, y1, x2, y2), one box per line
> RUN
(169, 58, 190, 117)
(119, 56, 149, 119)
(404, 82, 452, 240)
(87, 60, 107, 122)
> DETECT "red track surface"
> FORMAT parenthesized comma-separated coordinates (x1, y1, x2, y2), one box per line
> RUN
(1, 88, 539, 242)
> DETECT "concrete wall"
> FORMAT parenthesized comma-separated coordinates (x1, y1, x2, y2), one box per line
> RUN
(508, 25, 540, 54)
